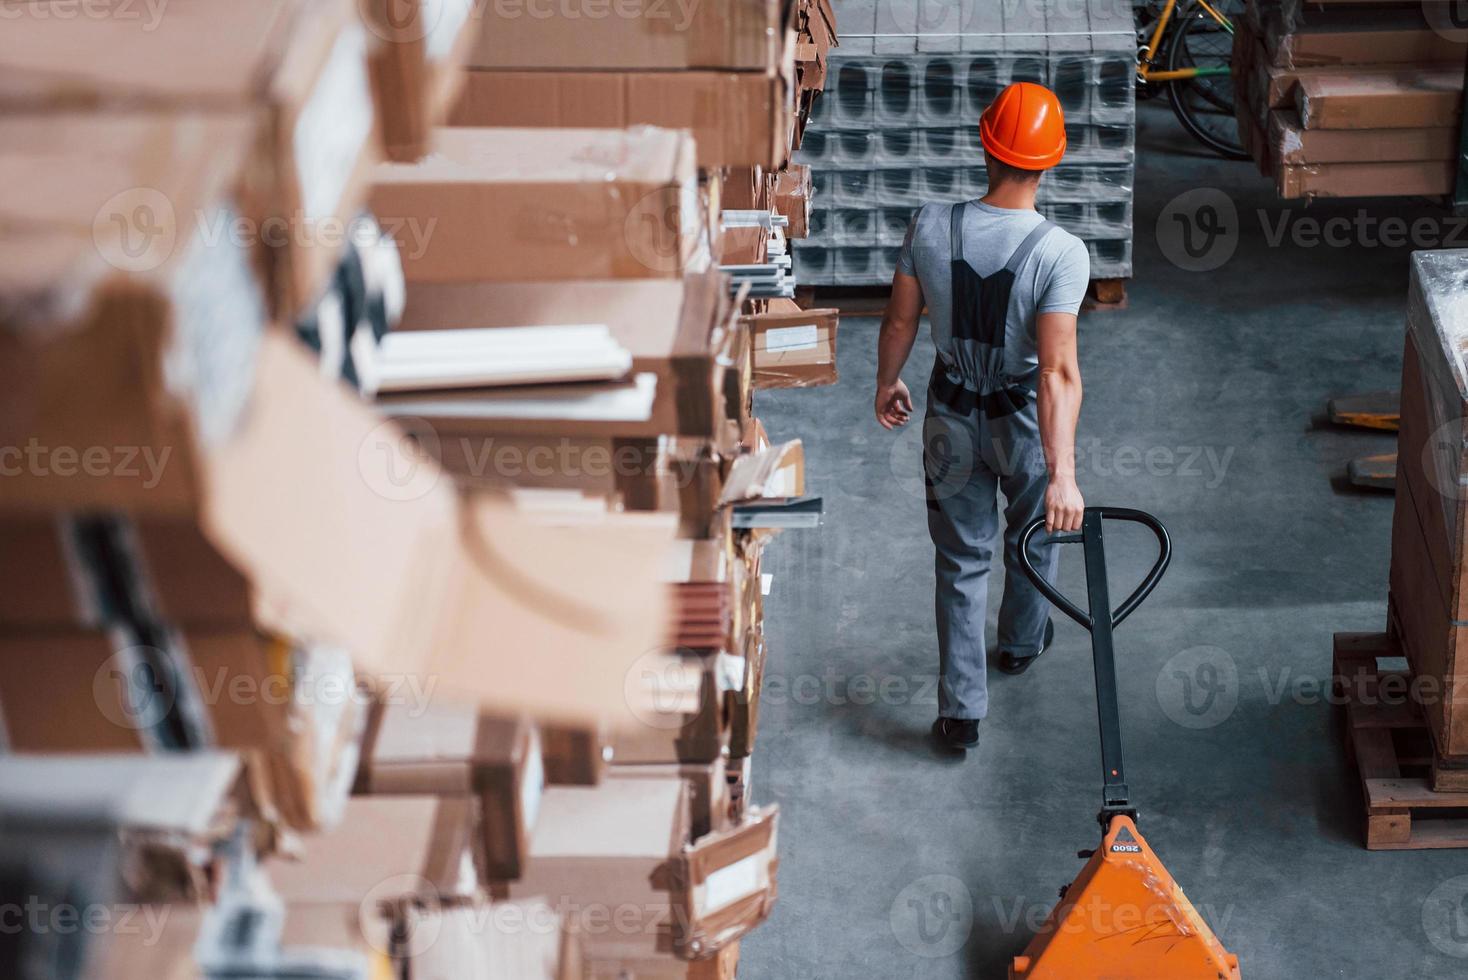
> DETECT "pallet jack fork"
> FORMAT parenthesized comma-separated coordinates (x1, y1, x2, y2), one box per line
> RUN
(1010, 508, 1241, 980)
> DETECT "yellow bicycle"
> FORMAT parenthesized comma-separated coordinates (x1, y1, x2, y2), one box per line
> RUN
(1136, 0, 1246, 159)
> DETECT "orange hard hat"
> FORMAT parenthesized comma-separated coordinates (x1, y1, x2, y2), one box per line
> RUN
(980, 82, 1067, 171)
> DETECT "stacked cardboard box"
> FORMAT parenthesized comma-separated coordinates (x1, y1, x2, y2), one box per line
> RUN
(794, 0, 1136, 286)
(0, 1, 850, 977)
(1389, 249, 1468, 788)
(1234, 1, 1467, 198)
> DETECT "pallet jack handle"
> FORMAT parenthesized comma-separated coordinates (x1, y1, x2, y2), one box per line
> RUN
(1017, 508, 1172, 827)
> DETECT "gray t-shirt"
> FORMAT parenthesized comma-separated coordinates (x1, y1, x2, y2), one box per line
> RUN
(896, 201, 1090, 377)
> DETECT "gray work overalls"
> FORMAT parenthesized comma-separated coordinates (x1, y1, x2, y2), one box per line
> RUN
(922, 202, 1060, 721)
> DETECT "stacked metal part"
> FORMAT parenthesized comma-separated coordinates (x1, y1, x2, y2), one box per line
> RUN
(794, 0, 1136, 286)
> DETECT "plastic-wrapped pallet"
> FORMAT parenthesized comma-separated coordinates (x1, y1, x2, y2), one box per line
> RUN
(795, 0, 1136, 286)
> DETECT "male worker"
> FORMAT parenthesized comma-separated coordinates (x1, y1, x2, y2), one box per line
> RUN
(874, 82, 1089, 752)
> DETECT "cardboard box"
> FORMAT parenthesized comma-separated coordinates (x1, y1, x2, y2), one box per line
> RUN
(0, 625, 361, 830)
(1264, 8, 1466, 68)
(1269, 109, 1455, 164)
(506, 787, 783, 963)
(0, 629, 152, 753)
(504, 780, 688, 959)
(610, 759, 731, 842)
(771, 166, 812, 238)
(88, 905, 203, 980)
(0, 752, 244, 903)
(1276, 159, 1454, 199)
(193, 632, 364, 831)
(586, 942, 739, 980)
(398, 273, 738, 438)
(612, 652, 732, 765)
(269, 795, 481, 906)
(1296, 70, 1461, 130)
(467, 0, 786, 70)
(0, 515, 255, 629)
(0, 0, 382, 317)
(396, 900, 584, 980)
(742, 302, 839, 389)
(727, 625, 767, 761)
(450, 67, 796, 169)
(1390, 250, 1468, 759)
(358, 700, 544, 880)
(541, 722, 611, 786)
(0, 111, 268, 515)
(362, 0, 482, 161)
(371, 126, 704, 282)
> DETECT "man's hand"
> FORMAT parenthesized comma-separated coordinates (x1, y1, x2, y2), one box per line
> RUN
(875, 379, 913, 429)
(1045, 476, 1084, 532)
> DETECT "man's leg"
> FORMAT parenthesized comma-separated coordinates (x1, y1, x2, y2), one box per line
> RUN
(991, 420, 1058, 657)
(924, 410, 1001, 720)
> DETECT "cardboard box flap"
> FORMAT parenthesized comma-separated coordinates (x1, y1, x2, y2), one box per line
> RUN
(717, 441, 804, 506)
(673, 806, 778, 959)
(269, 796, 478, 904)
(0, 0, 306, 108)
(366, 700, 534, 795)
(376, 125, 693, 186)
(529, 781, 688, 860)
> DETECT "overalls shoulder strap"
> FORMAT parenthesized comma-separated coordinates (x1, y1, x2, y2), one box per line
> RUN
(949, 200, 968, 262)
(1004, 217, 1057, 275)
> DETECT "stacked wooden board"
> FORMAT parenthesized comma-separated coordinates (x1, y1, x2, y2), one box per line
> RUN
(1234, 0, 1467, 198)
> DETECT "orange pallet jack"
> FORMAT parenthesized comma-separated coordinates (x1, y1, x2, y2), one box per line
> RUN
(1012, 508, 1241, 980)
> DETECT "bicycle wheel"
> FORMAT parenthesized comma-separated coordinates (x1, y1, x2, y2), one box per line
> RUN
(1165, 9, 1248, 160)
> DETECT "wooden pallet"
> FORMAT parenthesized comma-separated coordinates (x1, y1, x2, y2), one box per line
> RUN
(1333, 631, 1468, 850)
(1087, 277, 1127, 307)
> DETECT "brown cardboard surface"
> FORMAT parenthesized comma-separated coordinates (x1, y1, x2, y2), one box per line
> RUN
(371, 125, 702, 282)
(1269, 109, 1456, 164)
(611, 651, 730, 765)
(1276, 159, 1454, 198)
(269, 795, 480, 904)
(361, 700, 544, 879)
(718, 440, 805, 505)
(507, 779, 689, 959)
(0, 111, 265, 514)
(467, 0, 785, 70)
(0, 516, 255, 629)
(88, 905, 203, 980)
(609, 759, 731, 841)
(399, 900, 580, 979)
(671, 807, 778, 959)
(450, 68, 795, 169)
(363, 0, 482, 161)
(1270, 23, 1465, 68)
(1295, 70, 1461, 129)
(398, 273, 736, 437)
(771, 165, 812, 238)
(0, 0, 382, 317)
(0, 630, 149, 752)
(743, 302, 839, 390)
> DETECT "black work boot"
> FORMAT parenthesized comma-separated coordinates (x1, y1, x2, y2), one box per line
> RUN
(931, 716, 980, 750)
(998, 619, 1054, 676)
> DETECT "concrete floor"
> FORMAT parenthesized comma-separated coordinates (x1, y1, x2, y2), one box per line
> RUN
(742, 101, 1468, 978)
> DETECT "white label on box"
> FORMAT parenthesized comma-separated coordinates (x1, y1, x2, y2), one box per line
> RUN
(715, 653, 747, 693)
(165, 206, 267, 446)
(294, 25, 374, 226)
(761, 573, 773, 597)
(697, 852, 764, 917)
(764, 324, 819, 352)
(767, 464, 797, 499)
(426, 0, 473, 61)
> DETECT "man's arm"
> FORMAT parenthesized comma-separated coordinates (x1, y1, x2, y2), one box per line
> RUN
(1036, 311, 1084, 532)
(875, 271, 924, 429)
